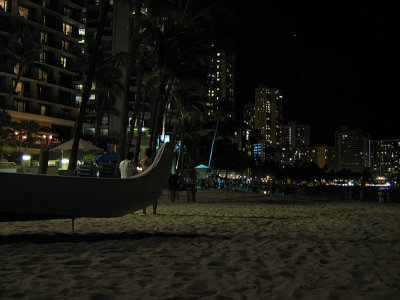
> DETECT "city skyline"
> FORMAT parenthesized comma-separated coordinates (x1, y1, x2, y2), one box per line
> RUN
(231, 1, 399, 145)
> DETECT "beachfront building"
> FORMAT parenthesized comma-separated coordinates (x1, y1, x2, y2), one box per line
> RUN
(369, 139, 400, 180)
(254, 86, 283, 162)
(83, 0, 133, 153)
(283, 145, 336, 170)
(206, 46, 235, 121)
(0, 0, 85, 157)
(334, 126, 370, 173)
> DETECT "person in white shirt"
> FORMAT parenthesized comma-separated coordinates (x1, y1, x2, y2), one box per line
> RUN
(119, 151, 136, 178)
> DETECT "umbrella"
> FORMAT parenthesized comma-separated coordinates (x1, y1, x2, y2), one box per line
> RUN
(50, 139, 103, 152)
(95, 153, 118, 163)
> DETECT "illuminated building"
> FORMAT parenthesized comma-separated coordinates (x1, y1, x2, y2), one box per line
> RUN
(84, 1, 150, 152)
(254, 86, 283, 146)
(206, 46, 235, 121)
(283, 122, 310, 148)
(0, 0, 85, 155)
(254, 86, 283, 162)
(369, 139, 400, 179)
(286, 146, 336, 170)
(334, 126, 369, 173)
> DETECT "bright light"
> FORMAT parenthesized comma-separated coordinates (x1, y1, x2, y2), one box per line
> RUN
(22, 154, 31, 161)
(61, 158, 69, 164)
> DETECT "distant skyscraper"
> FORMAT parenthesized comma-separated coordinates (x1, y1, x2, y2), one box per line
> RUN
(206, 46, 235, 121)
(369, 139, 400, 179)
(254, 86, 283, 147)
(283, 122, 310, 148)
(334, 126, 370, 173)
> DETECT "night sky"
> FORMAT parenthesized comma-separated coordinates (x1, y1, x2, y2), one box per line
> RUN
(231, 1, 400, 145)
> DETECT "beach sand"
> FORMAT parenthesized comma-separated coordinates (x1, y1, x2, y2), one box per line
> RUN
(0, 192, 399, 299)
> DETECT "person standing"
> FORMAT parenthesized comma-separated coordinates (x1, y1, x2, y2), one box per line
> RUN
(139, 148, 157, 214)
(168, 173, 180, 202)
(119, 151, 136, 178)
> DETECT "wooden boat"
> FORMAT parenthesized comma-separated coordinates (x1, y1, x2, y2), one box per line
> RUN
(0, 142, 174, 222)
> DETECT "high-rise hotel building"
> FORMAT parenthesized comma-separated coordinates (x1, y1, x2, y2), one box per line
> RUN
(0, 0, 85, 151)
(206, 46, 235, 121)
(369, 139, 400, 179)
(253, 86, 283, 163)
(254, 86, 283, 147)
(334, 126, 369, 173)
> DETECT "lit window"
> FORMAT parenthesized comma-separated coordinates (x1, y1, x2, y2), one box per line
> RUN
(13, 80, 23, 96)
(62, 22, 73, 35)
(60, 56, 67, 68)
(78, 28, 85, 35)
(40, 105, 47, 116)
(41, 32, 48, 44)
(13, 100, 27, 112)
(0, 0, 8, 11)
(18, 6, 29, 19)
(38, 69, 47, 81)
(14, 64, 21, 75)
(40, 51, 46, 63)
(62, 39, 70, 51)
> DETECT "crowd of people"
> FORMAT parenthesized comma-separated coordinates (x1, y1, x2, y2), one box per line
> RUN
(199, 177, 295, 196)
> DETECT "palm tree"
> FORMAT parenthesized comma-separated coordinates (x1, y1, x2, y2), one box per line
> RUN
(17, 120, 41, 149)
(169, 78, 206, 174)
(68, 0, 110, 171)
(0, 112, 20, 160)
(91, 63, 123, 146)
(0, 27, 41, 112)
(142, 0, 216, 154)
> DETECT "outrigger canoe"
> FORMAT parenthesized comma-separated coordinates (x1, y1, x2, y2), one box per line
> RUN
(0, 142, 174, 222)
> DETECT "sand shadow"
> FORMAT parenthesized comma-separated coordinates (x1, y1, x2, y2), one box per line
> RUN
(0, 231, 230, 245)
(157, 213, 291, 220)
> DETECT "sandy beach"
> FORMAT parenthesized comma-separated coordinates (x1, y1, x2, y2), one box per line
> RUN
(0, 191, 399, 299)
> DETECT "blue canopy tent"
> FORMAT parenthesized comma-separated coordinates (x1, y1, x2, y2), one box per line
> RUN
(95, 153, 118, 163)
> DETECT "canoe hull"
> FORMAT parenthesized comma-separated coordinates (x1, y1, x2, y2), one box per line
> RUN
(0, 143, 174, 220)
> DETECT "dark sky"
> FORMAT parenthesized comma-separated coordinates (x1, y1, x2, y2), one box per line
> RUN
(231, 1, 400, 145)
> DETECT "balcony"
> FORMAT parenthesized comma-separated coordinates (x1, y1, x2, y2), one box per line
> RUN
(6, 103, 75, 122)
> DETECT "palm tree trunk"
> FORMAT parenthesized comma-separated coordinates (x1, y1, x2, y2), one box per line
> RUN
(134, 95, 146, 163)
(118, 0, 143, 162)
(149, 75, 175, 153)
(126, 75, 141, 152)
(68, 0, 110, 171)
(94, 111, 105, 145)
